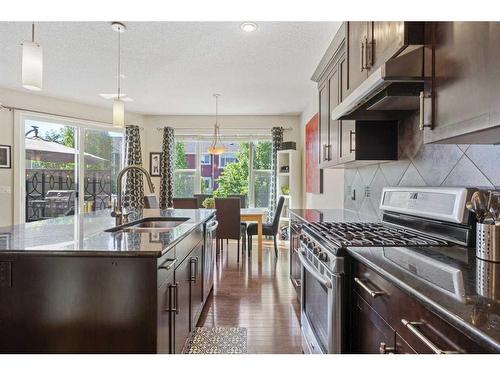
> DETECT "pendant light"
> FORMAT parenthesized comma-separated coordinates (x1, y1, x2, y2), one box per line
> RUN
(112, 22, 126, 127)
(22, 22, 43, 91)
(207, 94, 227, 155)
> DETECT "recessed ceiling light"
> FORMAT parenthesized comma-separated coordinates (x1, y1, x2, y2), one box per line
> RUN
(240, 22, 258, 33)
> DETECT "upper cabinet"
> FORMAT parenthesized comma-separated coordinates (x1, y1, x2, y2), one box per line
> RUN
(423, 22, 500, 144)
(346, 22, 425, 95)
(346, 22, 369, 96)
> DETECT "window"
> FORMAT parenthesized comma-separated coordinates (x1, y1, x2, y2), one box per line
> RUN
(173, 141, 196, 198)
(19, 113, 124, 223)
(172, 139, 272, 207)
(200, 154, 211, 165)
(250, 141, 272, 208)
(219, 153, 236, 168)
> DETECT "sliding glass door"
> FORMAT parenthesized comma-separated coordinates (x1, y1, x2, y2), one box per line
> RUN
(24, 119, 78, 222)
(20, 113, 123, 223)
(83, 128, 123, 213)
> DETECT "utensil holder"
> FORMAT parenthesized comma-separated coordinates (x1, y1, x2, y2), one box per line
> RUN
(476, 223, 500, 262)
(476, 259, 500, 300)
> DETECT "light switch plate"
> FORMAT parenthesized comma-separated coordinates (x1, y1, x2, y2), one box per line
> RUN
(0, 186, 11, 194)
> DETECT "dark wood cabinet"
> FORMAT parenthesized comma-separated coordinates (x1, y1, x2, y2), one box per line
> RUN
(350, 260, 492, 354)
(328, 64, 340, 164)
(424, 22, 492, 144)
(352, 291, 395, 354)
(189, 243, 203, 331)
(369, 22, 424, 74)
(157, 267, 174, 353)
(173, 253, 192, 353)
(335, 120, 398, 169)
(319, 80, 330, 164)
(346, 22, 369, 95)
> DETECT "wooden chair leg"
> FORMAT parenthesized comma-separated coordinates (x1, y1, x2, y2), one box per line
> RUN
(237, 239, 240, 263)
(273, 235, 278, 258)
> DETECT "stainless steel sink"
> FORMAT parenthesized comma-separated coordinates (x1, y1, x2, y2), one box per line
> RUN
(105, 217, 189, 233)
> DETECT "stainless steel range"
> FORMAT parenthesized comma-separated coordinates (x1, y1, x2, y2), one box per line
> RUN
(297, 187, 476, 354)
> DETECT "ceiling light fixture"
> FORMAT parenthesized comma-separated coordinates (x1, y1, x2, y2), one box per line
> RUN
(22, 22, 43, 91)
(112, 22, 126, 127)
(207, 94, 227, 155)
(240, 22, 258, 33)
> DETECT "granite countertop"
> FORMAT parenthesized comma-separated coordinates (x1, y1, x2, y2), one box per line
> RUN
(0, 209, 215, 257)
(348, 245, 500, 353)
(291, 208, 500, 352)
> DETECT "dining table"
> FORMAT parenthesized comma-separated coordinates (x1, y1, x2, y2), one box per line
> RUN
(240, 207, 267, 260)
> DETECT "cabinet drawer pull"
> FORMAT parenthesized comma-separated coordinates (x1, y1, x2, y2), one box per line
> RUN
(159, 258, 177, 271)
(354, 277, 385, 298)
(168, 283, 179, 314)
(349, 130, 356, 153)
(190, 257, 199, 282)
(401, 319, 460, 354)
(419, 91, 433, 130)
(364, 37, 372, 69)
(379, 342, 395, 354)
(360, 41, 365, 72)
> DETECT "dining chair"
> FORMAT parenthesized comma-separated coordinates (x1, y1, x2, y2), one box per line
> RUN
(228, 194, 247, 208)
(247, 196, 286, 258)
(172, 198, 198, 209)
(214, 197, 246, 263)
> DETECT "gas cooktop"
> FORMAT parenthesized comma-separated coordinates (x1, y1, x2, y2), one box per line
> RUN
(304, 222, 449, 248)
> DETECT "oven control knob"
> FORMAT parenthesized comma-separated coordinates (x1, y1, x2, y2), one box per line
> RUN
(307, 241, 314, 250)
(318, 252, 329, 262)
(312, 246, 320, 255)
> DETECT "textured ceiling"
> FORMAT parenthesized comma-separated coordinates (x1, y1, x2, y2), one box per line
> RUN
(0, 21, 341, 115)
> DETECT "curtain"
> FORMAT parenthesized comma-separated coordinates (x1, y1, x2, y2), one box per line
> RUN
(269, 126, 283, 221)
(159, 127, 175, 209)
(123, 125, 144, 211)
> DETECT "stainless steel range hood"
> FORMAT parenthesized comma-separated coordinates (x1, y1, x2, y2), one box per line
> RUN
(331, 47, 429, 120)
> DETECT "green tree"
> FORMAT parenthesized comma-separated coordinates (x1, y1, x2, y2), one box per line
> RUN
(214, 143, 250, 197)
(174, 141, 188, 169)
(253, 141, 272, 170)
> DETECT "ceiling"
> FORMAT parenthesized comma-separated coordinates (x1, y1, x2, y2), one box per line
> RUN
(0, 22, 341, 115)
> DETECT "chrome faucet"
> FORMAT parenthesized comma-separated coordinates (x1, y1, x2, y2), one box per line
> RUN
(112, 165, 155, 225)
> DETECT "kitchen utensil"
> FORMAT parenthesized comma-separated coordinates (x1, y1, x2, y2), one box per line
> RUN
(471, 191, 488, 223)
(476, 222, 500, 263)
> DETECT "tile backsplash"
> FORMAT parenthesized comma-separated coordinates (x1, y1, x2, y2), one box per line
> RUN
(344, 112, 500, 218)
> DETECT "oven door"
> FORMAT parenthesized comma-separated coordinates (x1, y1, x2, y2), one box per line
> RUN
(299, 250, 343, 354)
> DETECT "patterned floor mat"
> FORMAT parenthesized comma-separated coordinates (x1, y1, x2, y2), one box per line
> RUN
(183, 327, 247, 354)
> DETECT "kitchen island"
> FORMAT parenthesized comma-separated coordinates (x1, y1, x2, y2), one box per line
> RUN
(0, 208, 216, 353)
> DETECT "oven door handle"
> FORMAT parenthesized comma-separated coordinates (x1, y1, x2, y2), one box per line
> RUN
(298, 250, 332, 289)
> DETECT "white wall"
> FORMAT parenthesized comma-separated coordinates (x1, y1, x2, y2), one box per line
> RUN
(299, 94, 344, 210)
(0, 87, 146, 227)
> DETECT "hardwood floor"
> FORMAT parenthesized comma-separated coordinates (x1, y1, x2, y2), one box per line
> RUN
(198, 238, 303, 354)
